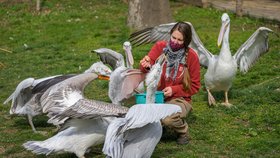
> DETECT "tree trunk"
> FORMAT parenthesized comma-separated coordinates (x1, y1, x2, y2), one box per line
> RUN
(127, 0, 173, 30)
(36, 0, 41, 11)
(202, 0, 209, 8)
(236, 0, 243, 16)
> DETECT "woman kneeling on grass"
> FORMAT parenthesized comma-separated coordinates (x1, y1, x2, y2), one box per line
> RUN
(139, 21, 201, 145)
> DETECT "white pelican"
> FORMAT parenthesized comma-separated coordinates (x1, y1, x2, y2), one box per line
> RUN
(3, 62, 112, 132)
(23, 55, 181, 158)
(92, 41, 145, 105)
(129, 13, 273, 107)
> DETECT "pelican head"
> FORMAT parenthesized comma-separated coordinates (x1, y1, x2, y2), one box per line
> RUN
(145, 54, 166, 89)
(218, 13, 230, 47)
(123, 41, 134, 68)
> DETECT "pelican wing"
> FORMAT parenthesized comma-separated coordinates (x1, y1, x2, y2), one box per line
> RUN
(32, 74, 76, 94)
(103, 103, 181, 158)
(123, 103, 181, 130)
(4, 75, 63, 114)
(3, 78, 35, 111)
(187, 22, 213, 67)
(129, 22, 213, 67)
(23, 118, 108, 157)
(233, 27, 273, 73)
(92, 48, 125, 70)
(41, 73, 98, 116)
(129, 23, 175, 46)
(50, 99, 128, 124)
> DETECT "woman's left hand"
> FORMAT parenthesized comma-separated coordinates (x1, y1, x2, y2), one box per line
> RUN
(163, 87, 172, 97)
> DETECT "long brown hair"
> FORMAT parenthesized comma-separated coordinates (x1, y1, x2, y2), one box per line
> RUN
(183, 54, 191, 91)
(170, 22, 192, 91)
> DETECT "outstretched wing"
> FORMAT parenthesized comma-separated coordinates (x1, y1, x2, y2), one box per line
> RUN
(32, 74, 76, 94)
(187, 22, 213, 67)
(233, 27, 273, 73)
(129, 23, 175, 46)
(92, 48, 125, 70)
(129, 22, 213, 67)
(49, 99, 128, 125)
(3, 75, 63, 114)
(103, 103, 181, 158)
(3, 78, 34, 107)
(40, 73, 98, 116)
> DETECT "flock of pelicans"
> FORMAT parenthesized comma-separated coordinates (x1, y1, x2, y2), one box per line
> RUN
(3, 13, 274, 157)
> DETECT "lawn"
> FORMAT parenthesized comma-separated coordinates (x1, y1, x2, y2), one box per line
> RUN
(0, 0, 279, 157)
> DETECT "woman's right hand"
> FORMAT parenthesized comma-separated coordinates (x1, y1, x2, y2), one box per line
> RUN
(140, 55, 151, 69)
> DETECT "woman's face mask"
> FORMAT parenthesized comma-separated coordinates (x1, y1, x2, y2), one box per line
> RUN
(169, 40, 184, 51)
(169, 30, 184, 51)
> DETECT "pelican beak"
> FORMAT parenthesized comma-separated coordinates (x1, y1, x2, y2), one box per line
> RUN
(98, 75, 110, 80)
(156, 54, 166, 65)
(126, 46, 134, 67)
(217, 21, 228, 48)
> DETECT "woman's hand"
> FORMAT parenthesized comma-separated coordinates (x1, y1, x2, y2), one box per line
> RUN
(163, 87, 172, 97)
(140, 55, 151, 69)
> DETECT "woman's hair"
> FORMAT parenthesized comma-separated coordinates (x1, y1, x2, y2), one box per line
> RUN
(170, 22, 192, 91)
(170, 21, 192, 49)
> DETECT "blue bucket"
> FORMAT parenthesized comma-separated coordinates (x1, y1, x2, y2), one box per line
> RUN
(135, 91, 164, 104)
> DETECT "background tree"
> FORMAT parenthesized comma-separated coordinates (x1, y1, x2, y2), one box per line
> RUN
(127, 0, 173, 30)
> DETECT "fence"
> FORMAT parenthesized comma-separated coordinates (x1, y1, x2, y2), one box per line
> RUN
(182, 0, 280, 22)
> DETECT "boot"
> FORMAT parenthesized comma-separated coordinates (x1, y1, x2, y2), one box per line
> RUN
(176, 133, 189, 145)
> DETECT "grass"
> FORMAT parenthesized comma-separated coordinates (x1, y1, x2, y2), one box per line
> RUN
(0, 0, 279, 157)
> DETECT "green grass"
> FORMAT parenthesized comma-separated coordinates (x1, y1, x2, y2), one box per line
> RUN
(0, 0, 279, 157)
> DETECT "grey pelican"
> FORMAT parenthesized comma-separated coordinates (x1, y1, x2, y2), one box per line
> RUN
(92, 41, 134, 70)
(23, 55, 181, 158)
(102, 55, 182, 158)
(3, 74, 75, 132)
(92, 41, 145, 105)
(3, 62, 112, 132)
(129, 13, 273, 107)
(23, 73, 129, 158)
(84, 61, 112, 77)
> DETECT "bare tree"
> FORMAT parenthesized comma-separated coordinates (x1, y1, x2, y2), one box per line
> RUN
(127, 0, 173, 30)
(36, 0, 41, 11)
(236, 0, 243, 16)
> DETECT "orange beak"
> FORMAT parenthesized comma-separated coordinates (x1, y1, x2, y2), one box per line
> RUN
(98, 75, 110, 80)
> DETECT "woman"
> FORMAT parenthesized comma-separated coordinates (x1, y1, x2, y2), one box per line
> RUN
(139, 22, 201, 145)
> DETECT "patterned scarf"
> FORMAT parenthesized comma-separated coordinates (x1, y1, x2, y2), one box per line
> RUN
(163, 42, 186, 81)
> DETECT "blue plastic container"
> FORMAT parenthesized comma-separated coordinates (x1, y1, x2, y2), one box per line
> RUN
(135, 91, 164, 104)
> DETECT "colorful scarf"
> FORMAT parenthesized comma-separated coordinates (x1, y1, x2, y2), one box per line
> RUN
(163, 42, 186, 81)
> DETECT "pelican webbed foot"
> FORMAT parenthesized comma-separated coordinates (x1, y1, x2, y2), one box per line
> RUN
(221, 102, 232, 108)
(207, 89, 216, 106)
(221, 91, 232, 108)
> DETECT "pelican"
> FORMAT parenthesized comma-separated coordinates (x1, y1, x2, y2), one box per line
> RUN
(3, 74, 75, 132)
(3, 62, 112, 132)
(92, 41, 145, 105)
(84, 61, 112, 77)
(129, 13, 273, 107)
(92, 41, 134, 70)
(102, 55, 182, 158)
(23, 73, 129, 158)
(23, 55, 181, 158)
